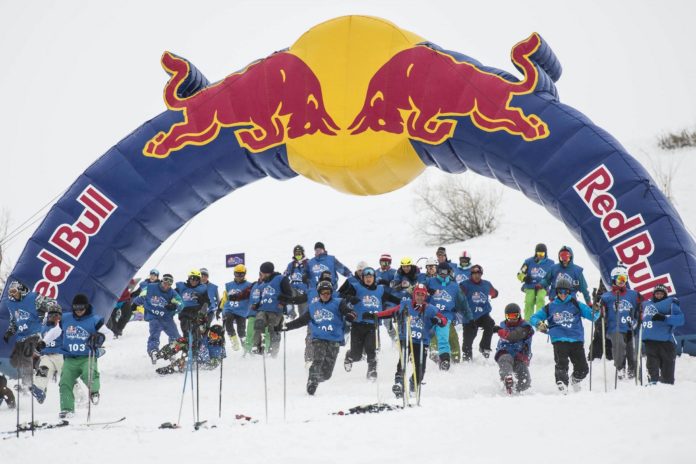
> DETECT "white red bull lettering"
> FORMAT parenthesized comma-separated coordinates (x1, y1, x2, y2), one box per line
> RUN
(574, 165, 674, 299)
(33, 185, 118, 299)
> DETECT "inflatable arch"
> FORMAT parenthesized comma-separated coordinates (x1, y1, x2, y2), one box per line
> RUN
(2, 15, 695, 371)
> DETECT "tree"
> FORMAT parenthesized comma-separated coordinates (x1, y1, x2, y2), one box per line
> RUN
(413, 174, 501, 245)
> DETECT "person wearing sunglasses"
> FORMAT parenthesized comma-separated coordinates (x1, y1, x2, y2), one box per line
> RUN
(493, 303, 535, 394)
(132, 273, 183, 364)
(460, 264, 499, 361)
(3, 279, 56, 390)
(284, 245, 311, 320)
(340, 266, 401, 380)
(58, 293, 109, 418)
(597, 265, 642, 380)
(220, 264, 253, 351)
(540, 246, 592, 306)
(283, 280, 356, 395)
(516, 243, 555, 320)
(530, 279, 599, 394)
(375, 254, 396, 286)
(427, 262, 469, 369)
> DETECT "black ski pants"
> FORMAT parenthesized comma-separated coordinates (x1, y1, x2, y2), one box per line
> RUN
(644, 340, 677, 384)
(395, 342, 428, 388)
(553, 341, 589, 386)
(308, 339, 340, 385)
(10, 336, 39, 386)
(345, 323, 377, 370)
(462, 314, 495, 359)
(223, 314, 247, 338)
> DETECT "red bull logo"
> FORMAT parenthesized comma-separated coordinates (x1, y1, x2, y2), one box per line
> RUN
(348, 33, 548, 144)
(143, 51, 339, 157)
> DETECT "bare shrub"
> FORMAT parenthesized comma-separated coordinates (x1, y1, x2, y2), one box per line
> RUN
(642, 149, 683, 205)
(657, 128, 696, 150)
(414, 175, 501, 245)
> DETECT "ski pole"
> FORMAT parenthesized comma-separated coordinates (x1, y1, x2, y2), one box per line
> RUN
(589, 307, 596, 391)
(16, 367, 20, 439)
(374, 318, 381, 404)
(601, 313, 607, 393)
(283, 327, 287, 422)
(392, 314, 406, 408)
(636, 315, 644, 386)
(30, 349, 35, 436)
(176, 334, 192, 426)
(87, 342, 94, 424)
(218, 357, 223, 419)
(417, 340, 424, 406)
(262, 342, 269, 424)
(188, 330, 196, 425)
(614, 296, 620, 390)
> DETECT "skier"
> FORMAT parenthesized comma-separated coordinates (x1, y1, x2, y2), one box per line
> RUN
(340, 266, 400, 379)
(516, 243, 555, 319)
(375, 253, 396, 286)
(426, 262, 469, 369)
(530, 279, 599, 393)
(175, 269, 210, 341)
(132, 273, 183, 364)
(200, 268, 220, 323)
(106, 279, 137, 338)
(460, 265, 499, 361)
(541, 246, 592, 306)
(599, 265, 642, 379)
(493, 303, 534, 394)
(59, 294, 109, 418)
(389, 257, 424, 301)
(219, 264, 253, 351)
(0, 374, 16, 409)
(307, 242, 352, 287)
(640, 284, 684, 384)
(453, 251, 472, 285)
(364, 283, 446, 398)
(29, 300, 65, 404)
(3, 280, 55, 388)
(435, 247, 457, 273)
(423, 258, 438, 283)
(284, 244, 310, 319)
(250, 262, 306, 357)
(131, 269, 161, 321)
(283, 281, 356, 395)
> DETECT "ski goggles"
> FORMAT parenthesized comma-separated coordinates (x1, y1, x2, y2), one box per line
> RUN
(379, 260, 391, 267)
(535, 251, 545, 258)
(234, 272, 246, 278)
(505, 312, 520, 320)
(559, 251, 571, 261)
(319, 290, 332, 297)
(438, 268, 450, 276)
(556, 288, 570, 296)
(615, 274, 628, 285)
(72, 304, 88, 312)
(362, 267, 376, 276)
(162, 276, 174, 284)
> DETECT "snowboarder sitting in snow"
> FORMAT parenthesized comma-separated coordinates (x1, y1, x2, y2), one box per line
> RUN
(283, 280, 356, 395)
(493, 303, 534, 394)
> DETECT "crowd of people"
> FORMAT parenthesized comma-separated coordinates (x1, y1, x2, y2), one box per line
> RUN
(0, 241, 686, 417)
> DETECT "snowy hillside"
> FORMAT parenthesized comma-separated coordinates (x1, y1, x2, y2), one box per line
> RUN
(2, 0, 696, 462)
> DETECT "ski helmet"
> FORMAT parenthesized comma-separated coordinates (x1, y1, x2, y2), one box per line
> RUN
(362, 267, 376, 277)
(317, 280, 333, 294)
(259, 262, 274, 274)
(412, 283, 428, 299)
(379, 254, 392, 264)
(400, 257, 413, 266)
(7, 280, 28, 301)
(72, 294, 89, 311)
(425, 257, 438, 267)
(188, 269, 202, 279)
(149, 268, 160, 276)
(47, 301, 63, 316)
(162, 274, 174, 285)
(233, 264, 247, 274)
(555, 278, 573, 294)
(504, 303, 521, 323)
(535, 243, 547, 254)
(459, 251, 471, 266)
(653, 284, 669, 300)
(610, 265, 628, 286)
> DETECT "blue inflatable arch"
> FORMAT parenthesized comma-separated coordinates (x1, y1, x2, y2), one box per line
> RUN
(2, 16, 695, 371)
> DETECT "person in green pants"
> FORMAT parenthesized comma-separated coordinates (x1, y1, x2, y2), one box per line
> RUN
(516, 243, 555, 320)
(58, 294, 107, 418)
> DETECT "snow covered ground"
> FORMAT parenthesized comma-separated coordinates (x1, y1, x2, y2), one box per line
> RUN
(2, 0, 696, 462)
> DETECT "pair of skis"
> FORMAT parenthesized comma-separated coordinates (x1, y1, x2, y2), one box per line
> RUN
(2, 417, 126, 438)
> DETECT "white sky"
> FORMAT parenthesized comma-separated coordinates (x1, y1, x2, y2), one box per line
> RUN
(1, 0, 695, 276)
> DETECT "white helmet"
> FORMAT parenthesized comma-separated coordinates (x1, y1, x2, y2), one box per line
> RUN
(356, 261, 369, 272)
(425, 258, 438, 267)
(610, 265, 628, 283)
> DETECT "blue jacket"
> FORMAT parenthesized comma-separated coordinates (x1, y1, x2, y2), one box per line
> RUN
(175, 282, 209, 310)
(352, 283, 385, 324)
(61, 305, 104, 357)
(541, 247, 591, 304)
(453, 266, 471, 285)
(519, 256, 555, 290)
(494, 320, 534, 360)
(530, 297, 598, 343)
(284, 258, 310, 293)
(6, 292, 48, 342)
(460, 278, 497, 321)
(387, 300, 444, 345)
(205, 281, 220, 314)
(307, 253, 351, 287)
(133, 283, 183, 320)
(427, 276, 469, 324)
(641, 297, 684, 342)
(222, 280, 254, 317)
(376, 267, 396, 286)
(601, 287, 641, 334)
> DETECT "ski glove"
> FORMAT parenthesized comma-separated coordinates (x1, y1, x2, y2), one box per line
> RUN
(430, 316, 442, 326)
(165, 302, 178, 311)
(362, 312, 376, 321)
(492, 325, 501, 332)
(345, 311, 357, 322)
(36, 340, 47, 352)
(536, 321, 549, 333)
(2, 331, 11, 343)
(651, 313, 666, 322)
(523, 275, 532, 284)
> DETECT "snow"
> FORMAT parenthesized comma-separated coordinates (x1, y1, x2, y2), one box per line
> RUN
(2, 0, 696, 461)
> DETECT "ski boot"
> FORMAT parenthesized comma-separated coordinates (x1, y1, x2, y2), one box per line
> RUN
(366, 365, 377, 382)
(392, 382, 403, 399)
(429, 350, 440, 363)
(556, 380, 568, 395)
(29, 384, 46, 404)
(479, 348, 491, 359)
(230, 335, 241, 351)
(306, 380, 318, 396)
(90, 391, 100, 405)
(617, 368, 626, 380)
(149, 350, 159, 365)
(503, 375, 514, 395)
(570, 376, 582, 392)
(439, 353, 451, 371)
(59, 410, 75, 419)
(344, 355, 353, 372)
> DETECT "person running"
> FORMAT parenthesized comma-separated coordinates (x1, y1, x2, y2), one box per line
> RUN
(541, 246, 592, 306)
(219, 264, 253, 351)
(283, 281, 356, 395)
(307, 242, 352, 287)
(493, 303, 534, 394)
(530, 279, 599, 394)
(460, 265, 499, 361)
(516, 243, 555, 319)
(284, 244, 310, 319)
